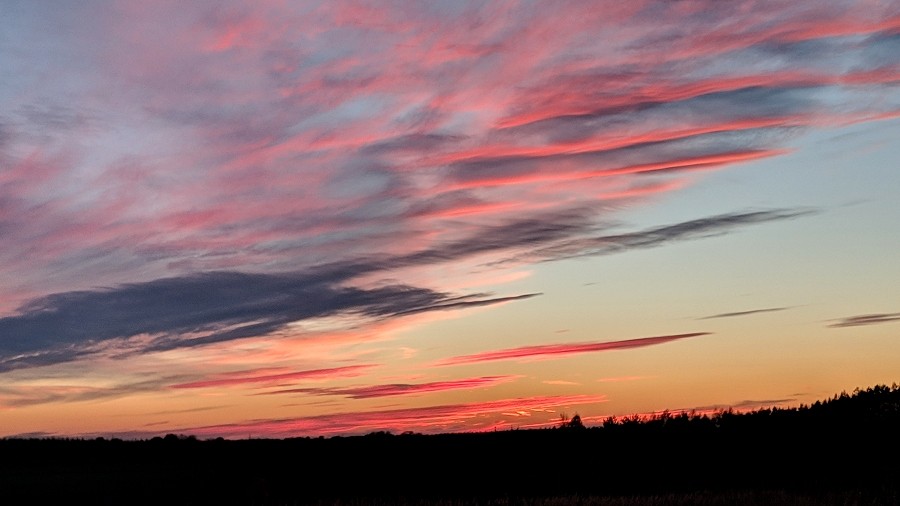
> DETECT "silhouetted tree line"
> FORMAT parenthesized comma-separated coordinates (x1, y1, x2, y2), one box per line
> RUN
(2, 384, 899, 505)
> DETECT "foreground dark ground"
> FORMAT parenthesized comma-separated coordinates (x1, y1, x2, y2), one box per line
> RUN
(3, 385, 899, 505)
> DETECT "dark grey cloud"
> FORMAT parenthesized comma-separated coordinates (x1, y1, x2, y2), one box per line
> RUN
(273, 208, 595, 276)
(499, 208, 816, 265)
(393, 293, 540, 316)
(828, 312, 900, 328)
(253, 208, 594, 290)
(390, 208, 596, 267)
(0, 270, 536, 372)
(17, 104, 92, 133)
(0, 205, 815, 373)
(300, 207, 812, 286)
(361, 133, 467, 155)
(699, 307, 791, 320)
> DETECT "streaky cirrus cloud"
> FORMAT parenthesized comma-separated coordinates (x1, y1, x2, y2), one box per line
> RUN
(0, 1, 895, 317)
(353, 207, 814, 273)
(261, 375, 518, 399)
(392, 294, 540, 316)
(596, 376, 651, 383)
(182, 394, 608, 438)
(502, 208, 816, 265)
(828, 312, 900, 328)
(699, 307, 792, 320)
(436, 333, 710, 367)
(542, 380, 580, 386)
(0, 205, 799, 374)
(171, 365, 377, 390)
(0, 377, 185, 408)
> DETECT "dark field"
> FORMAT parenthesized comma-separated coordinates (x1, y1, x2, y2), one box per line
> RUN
(3, 385, 899, 505)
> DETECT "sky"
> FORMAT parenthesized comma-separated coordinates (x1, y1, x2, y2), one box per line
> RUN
(1, 0, 898, 439)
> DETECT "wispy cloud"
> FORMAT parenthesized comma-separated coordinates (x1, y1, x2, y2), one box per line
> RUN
(503, 209, 816, 264)
(2, 200, 786, 374)
(392, 294, 540, 316)
(1, 0, 893, 316)
(436, 333, 710, 367)
(181, 394, 607, 438)
(730, 398, 797, 410)
(0, 377, 183, 408)
(171, 365, 376, 390)
(262, 375, 518, 399)
(699, 307, 791, 320)
(596, 376, 651, 383)
(828, 312, 900, 328)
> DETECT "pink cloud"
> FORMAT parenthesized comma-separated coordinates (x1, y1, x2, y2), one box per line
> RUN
(445, 150, 787, 192)
(2, 0, 896, 378)
(496, 72, 821, 129)
(262, 375, 518, 399)
(437, 333, 710, 366)
(182, 394, 607, 438)
(171, 364, 376, 389)
(5, 1, 891, 302)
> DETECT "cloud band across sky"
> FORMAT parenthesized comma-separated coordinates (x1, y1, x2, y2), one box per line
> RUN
(0, 207, 805, 373)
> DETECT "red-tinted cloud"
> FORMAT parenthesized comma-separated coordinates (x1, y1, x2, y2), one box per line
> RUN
(262, 375, 518, 399)
(182, 394, 607, 438)
(437, 333, 710, 366)
(172, 365, 376, 389)
(3, 1, 895, 308)
(1, 0, 895, 372)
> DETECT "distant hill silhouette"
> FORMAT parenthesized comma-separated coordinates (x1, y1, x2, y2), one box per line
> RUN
(2, 383, 899, 505)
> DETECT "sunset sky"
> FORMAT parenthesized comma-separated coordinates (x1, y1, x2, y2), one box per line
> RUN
(1, 0, 899, 439)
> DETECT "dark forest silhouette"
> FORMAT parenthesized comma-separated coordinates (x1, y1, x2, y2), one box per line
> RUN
(2, 384, 899, 505)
